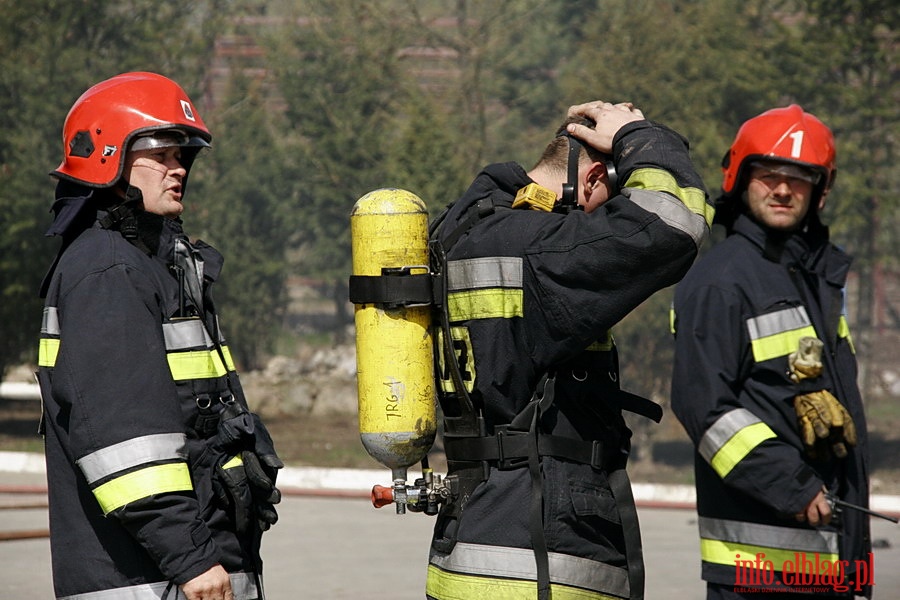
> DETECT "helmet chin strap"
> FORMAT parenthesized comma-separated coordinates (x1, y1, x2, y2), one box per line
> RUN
(555, 133, 618, 214)
(556, 133, 583, 214)
(100, 183, 144, 240)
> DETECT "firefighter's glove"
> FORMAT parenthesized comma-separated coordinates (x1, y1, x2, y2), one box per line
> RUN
(214, 402, 255, 452)
(794, 390, 858, 459)
(788, 337, 824, 383)
(243, 450, 281, 531)
(213, 454, 254, 534)
(251, 413, 284, 473)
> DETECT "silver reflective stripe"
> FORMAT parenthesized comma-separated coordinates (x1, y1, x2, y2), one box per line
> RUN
(746, 306, 811, 340)
(43, 306, 60, 335)
(623, 188, 707, 249)
(58, 572, 259, 600)
(699, 517, 839, 554)
(76, 433, 187, 485)
(163, 318, 214, 351)
(447, 257, 523, 291)
(430, 541, 630, 598)
(698, 409, 762, 464)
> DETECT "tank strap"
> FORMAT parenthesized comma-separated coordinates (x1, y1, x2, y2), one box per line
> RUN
(348, 266, 434, 307)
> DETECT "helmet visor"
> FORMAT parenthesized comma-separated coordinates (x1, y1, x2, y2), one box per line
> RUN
(750, 160, 821, 185)
(130, 129, 210, 152)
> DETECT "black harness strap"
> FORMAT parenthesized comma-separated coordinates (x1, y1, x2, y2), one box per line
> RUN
(609, 467, 645, 600)
(517, 373, 556, 600)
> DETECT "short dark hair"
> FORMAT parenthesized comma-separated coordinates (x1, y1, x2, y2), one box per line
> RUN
(532, 116, 608, 173)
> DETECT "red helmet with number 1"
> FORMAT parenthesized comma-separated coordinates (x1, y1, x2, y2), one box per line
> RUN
(52, 72, 212, 188)
(721, 104, 836, 208)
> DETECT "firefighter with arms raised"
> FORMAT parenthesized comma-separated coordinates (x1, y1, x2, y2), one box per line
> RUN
(424, 101, 712, 600)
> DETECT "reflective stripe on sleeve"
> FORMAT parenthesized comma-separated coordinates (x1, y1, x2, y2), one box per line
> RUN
(76, 433, 188, 484)
(162, 318, 213, 350)
(167, 350, 229, 380)
(38, 338, 59, 368)
(585, 330, 615, 352)
(428, 542, 629, 599)
(92, 462, 193, 515)
(448, 288, 524, 321)
(699, 517, 839, 567)
(838, 315, 855, 354)
(623, 167, 711, 225)
(164, 318, 235, 379)
(746, 306, 817, 363)
(622, 185, 710, 249)
(447, 257, 522, 291)
(57, 571, 259, 600)
(42, 306, 60, 335)
(39, 306, 61, 367)
(446, 257, 525, 321)
(699, 409, 777, 478)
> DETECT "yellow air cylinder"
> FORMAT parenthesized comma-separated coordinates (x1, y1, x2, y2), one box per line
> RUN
(350, 189, 436, 482)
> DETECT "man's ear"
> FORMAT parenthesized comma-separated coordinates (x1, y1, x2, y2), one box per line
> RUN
(582, 161, 608, 198)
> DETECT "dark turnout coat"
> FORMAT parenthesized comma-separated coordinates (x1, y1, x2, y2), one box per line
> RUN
(38, 203, 265, 600)
(427, 120, 712, 600)
(671, 213, 871, 597)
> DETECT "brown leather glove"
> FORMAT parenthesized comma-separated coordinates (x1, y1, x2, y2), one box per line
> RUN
(794, 390, 858, 459)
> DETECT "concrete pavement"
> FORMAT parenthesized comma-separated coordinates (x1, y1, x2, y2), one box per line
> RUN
(2, 456, 898, 599)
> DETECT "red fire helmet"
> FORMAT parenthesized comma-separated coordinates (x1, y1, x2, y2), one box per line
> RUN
(721, 104, 836, 204)
(52, 72, 211, 188)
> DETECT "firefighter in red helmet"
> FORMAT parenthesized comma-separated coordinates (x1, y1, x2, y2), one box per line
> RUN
(671, 105, 871, 599)
(38, 72, 282, 600)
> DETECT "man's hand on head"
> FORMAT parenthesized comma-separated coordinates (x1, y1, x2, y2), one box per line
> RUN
(566, 101, 645, 154)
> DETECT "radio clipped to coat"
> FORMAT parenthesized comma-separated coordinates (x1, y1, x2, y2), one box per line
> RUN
(349, 188, 453, 514)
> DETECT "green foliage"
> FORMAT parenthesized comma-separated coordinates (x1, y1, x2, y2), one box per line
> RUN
(264, 0, 416, 285)
(189, 74, 294, 370)
(1, 0, 896, 383)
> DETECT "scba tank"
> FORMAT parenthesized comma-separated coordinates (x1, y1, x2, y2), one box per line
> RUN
(350, 189, 437, 480)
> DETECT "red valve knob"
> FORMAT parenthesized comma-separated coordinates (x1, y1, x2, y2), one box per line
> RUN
(371, 485, 394, 508)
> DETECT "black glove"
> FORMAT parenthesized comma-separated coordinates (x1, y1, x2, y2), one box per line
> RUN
(212, 405, 283, 532)
(214, 403, 255, 451)
(246, 414, 283, 531)
(213, 453, 253, 534)
(242, 451, 280, 531)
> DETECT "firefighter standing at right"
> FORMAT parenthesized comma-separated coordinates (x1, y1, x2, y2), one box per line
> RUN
(670, 105, 871, 599)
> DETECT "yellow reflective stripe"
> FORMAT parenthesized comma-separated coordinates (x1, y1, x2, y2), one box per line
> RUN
(93, 463, 193, 515)
(220, 344, 236, 371)
(426, 565, 621, 600)
(437, 326, 475, 394)
(837, 316, 855, 354)
(750, 325, 817, 363)
(39, 338, 59, 367)
(585, 330, 614, 352)
(448, 288, 523, 321)
(624, 167, 713, 227)
(167, 350, 229, 380)
(700, 538, 839, 569)
(709, 422, 777, 478)
(222, 454, 243, 470)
